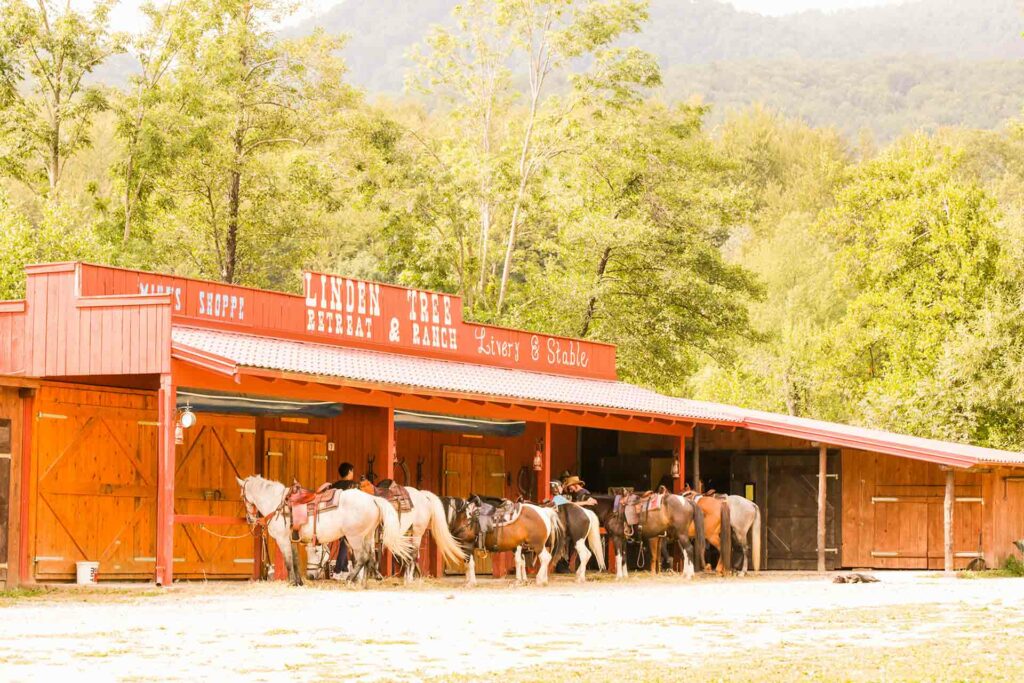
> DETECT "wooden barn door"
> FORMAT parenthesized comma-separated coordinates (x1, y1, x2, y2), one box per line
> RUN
(442, 446, 504, 574)
(173, 414, 256, 579)
(763, 452, 840, 570)
(32, 387, 158, 581)
(263, 432, 328, 490)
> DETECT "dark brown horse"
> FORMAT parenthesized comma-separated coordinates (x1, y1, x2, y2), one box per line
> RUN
(590, 493, 705, 579)
(442, 495, 562, 586)
(683, 491, 732, 575)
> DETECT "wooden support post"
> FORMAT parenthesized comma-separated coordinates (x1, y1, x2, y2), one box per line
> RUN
(944, 467, 955, 574)
(677, 433, 686, 493)
(156, 375, 176, 586)
(817, 443, 827, 573)
(18, 389, 34, 585)
(693, 426, 701, 492)
(537, 419, 552, 502)
(383, 406, 395, 577)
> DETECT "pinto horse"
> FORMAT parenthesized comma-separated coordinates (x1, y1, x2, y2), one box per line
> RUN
(442, 496, 563, 586)
(552, 502, 606, 583)
(683, 491, 732, 575)
(237, 475, 414, 587)
(590, 493, 705, 580)
(383, 485, 467, 584)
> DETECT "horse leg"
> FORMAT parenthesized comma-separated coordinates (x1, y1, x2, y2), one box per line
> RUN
(466, 553, 477, 588)
(616, 534, 629, 579)
(678, 534, 694, 580)
(405, 534, 422, 585)
(537, 547, 552, 586)
(514, 546, 525, 583)
(649, 537, 659, 575)
(574, 539, 591, 584)
(278, 539, 303, 586)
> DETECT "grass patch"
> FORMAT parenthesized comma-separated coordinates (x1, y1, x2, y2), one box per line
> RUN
(78, 649, 131, 658)
(0, 586, 52, 602)
(960, 555, 1024, 579)
(265, 628, 298, 636)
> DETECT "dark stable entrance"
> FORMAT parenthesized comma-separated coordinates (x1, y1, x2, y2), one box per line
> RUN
(703, 449, 841, 570)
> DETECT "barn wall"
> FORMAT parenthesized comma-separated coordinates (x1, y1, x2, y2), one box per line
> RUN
(980, 467, 1024, 567)
(23, 265, 171, 378)
(0, 304, 27, 375)
(840, 450, 986, 569)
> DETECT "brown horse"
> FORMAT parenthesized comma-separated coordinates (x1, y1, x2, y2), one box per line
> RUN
(590, 493, 705, 580)
(683, 491, 732, 575)
(444, 495, 563, 586)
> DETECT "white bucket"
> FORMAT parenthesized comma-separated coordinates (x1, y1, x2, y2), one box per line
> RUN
(76, 561, 99, 585)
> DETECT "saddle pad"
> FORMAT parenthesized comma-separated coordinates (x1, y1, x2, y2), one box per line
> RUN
(494, 504, 523, 527)
(292, 502, 309, 528)
(648, 493, 663, 511)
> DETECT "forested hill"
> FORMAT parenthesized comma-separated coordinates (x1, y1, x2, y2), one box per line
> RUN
(289, 0, 1024, 139)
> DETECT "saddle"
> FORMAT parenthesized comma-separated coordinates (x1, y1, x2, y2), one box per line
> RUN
(286, 482, 339, 544)
(615, 490, 664, 532)
(373, 479, 414, 514)
(471, 498, 522, 550)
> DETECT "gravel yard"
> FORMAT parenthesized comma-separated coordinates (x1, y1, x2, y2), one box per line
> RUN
(1, 571, 1023, 682)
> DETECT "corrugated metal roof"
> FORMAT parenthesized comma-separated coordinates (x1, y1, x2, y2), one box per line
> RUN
(171, 326, 1024, 469)
(171, 327, 741, 423)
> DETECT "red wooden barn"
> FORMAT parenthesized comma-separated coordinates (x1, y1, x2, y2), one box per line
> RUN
(1, 262, 1022, 586)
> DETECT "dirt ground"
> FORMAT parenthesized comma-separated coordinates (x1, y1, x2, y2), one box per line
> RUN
(1, 571, 1023, 682)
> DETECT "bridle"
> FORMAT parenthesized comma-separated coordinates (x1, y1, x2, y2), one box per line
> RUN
(240, 478, 287, 534)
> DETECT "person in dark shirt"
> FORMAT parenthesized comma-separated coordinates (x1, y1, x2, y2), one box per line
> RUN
(331, 462, 355, 578)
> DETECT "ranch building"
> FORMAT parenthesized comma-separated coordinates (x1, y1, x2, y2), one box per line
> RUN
(1, 262, 1023, 587)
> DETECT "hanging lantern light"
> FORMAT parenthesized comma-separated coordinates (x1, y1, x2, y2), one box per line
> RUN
(533, 439, 544, 471)
(671, 451, 681, 478)
(174, 422, 185, 445)
(174, 402, 195, 445)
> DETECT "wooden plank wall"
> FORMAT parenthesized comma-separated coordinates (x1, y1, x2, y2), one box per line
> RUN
(23, 266, 171, 378)
(0, 303, 27, 375)
(981, 467, 1024, 566)
(254, 406, 576, 498)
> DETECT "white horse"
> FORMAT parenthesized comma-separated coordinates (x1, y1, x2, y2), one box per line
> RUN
(237, 475, 414, 587)
(391, 486, 469, 584)
(725, 495, 761, 575)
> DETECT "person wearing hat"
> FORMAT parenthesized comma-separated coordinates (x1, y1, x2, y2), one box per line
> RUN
(563, 475, 595, 506)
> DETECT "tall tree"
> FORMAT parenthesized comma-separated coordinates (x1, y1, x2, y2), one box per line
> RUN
(0, 0, 123, 195)
(145, 0, 354, 286)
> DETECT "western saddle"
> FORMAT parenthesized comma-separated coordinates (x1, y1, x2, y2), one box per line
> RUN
(286, 482, 339, 544)
(612, 488, 666, 535)
(469, 496, 522, 550)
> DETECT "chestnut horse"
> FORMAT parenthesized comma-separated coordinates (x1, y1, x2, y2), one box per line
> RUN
(442, 496, 563, 586)
(683, 491, 732, 575)
(589, 493, 705, 580)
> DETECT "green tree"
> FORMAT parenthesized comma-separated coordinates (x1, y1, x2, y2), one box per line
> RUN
(0, 0, 124, 195)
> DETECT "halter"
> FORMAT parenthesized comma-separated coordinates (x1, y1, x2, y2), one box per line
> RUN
(240, 478, 287, 534)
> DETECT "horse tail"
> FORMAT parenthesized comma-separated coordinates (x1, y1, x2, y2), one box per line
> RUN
(752, 502, 762, 572)
(548, 508, 564, 558)
(373, 496, 416, 565)
(583, 508, 606, 571)
(692, 498, 706, 573)
(719, 498, 732, 575)
(424, 491, 467, 566)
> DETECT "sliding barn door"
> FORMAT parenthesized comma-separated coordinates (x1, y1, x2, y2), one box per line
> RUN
(442, 446, 505, 574)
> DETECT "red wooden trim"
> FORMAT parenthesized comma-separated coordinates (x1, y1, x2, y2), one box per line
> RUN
(19, 391, 34, 584)
(171, 343, 238, 377)
(676, 433, 686, 494)
(24, 262, 76, 274)
(174, 514, 247, 526)
(0, 300, 26, 313)
(76, 294, 172, 308)
(740, 418, 976, 469)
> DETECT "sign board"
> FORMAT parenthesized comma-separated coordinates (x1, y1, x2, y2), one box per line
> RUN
(78, 264, 617, 380)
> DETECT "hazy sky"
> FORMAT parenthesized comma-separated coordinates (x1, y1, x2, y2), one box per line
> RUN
(100, 0, 902, 34)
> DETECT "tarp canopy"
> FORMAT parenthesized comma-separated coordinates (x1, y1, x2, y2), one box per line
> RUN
(395, 410, 525, 437)
(177, 389, 344, 418)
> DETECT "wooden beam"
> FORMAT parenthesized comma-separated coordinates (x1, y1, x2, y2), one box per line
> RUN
(944, 467, 955, 574)
(676, 434, 686, 494)
(156, 374, 176, 586)
(538, 419, 552, 503)
(817, 443, 827, 572)
(693, 426, 701, 492)
(18, 388, 35, 585)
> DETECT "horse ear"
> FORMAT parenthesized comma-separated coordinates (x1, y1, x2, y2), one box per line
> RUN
(235, 476, 245, 486)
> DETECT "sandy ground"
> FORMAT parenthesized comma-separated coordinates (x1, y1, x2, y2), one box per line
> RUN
(1, 571, 1023, 681)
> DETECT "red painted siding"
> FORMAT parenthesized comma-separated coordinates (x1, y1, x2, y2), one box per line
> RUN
(21, 265, 171, 378)
(0, 302, 27, 375)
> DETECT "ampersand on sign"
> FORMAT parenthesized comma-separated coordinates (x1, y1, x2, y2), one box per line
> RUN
(389, 317, 400, 343)
(531, 335, 540, 361)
